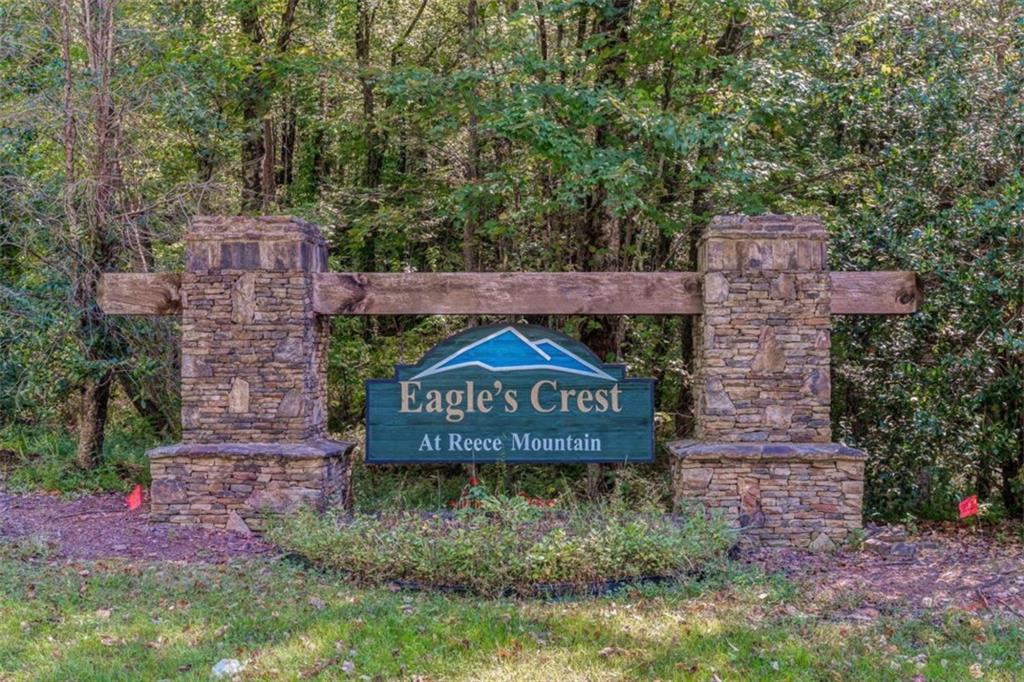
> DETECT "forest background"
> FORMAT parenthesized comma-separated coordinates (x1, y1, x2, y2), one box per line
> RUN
(1, 0, 1021, 519)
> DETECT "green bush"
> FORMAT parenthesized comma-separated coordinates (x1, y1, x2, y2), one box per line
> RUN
(266, 495, 733, 597)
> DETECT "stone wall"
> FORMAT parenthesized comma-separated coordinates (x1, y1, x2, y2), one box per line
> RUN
(149, 216, 351, 532)
(149, 442, 350, 531)
(695, 215, 832, 443)
(671, 442, 864, 550)
(671, 214, 865, 549)
(180, 216, 329, 443)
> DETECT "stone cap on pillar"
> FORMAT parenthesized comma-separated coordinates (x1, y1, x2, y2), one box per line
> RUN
(148, 440, 354, 460)
(700, 214, 827, 272)
(186, 215, 327, 273)
(667, 440, 866, 461)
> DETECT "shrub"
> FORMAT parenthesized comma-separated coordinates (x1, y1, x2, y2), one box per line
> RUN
(266, 495, 733, 597)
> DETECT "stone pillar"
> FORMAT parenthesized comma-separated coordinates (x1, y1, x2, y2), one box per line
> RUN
(671, 215, 865, 550)
(149, 216, 352, 531)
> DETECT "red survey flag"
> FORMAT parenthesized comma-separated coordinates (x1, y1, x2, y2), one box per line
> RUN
(958, 495, 978, 519)
(126, 484, 143, 511)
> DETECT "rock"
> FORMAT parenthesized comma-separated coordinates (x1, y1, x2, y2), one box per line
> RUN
(681, 467, 714, 490)
(704, 272, 730, 303)
(273, 337, 304, 363)
(764, 405, 793, 429)
(751, 327, 786, 373)
(246, 487, 319, 514)
(808, 533, 835, 553)
(225, 511, 252, 536)
(181, 354, 212, 378)
(704, 377, 735, 415)
(770, 274, 796, 300)
(151, 479, 188, 505)
(211, 658, 245, 679)
(230, 272, 256, 324)
(228, 377, 250, 414)
(276, 390, 303, 418)
(864, 535, 917, 559)
(802, 368, 830, 400)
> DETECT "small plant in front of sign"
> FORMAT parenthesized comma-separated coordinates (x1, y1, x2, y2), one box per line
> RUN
(266, 504, 733, 597)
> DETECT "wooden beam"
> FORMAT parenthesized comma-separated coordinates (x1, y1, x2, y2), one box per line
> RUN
(97, 273, 182, 315)
(829, 271, 921, 315)
(313, 272, 703, 315)
(99, 270, 920, 317)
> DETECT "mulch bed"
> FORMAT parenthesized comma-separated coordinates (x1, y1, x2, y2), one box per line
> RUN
(0, 486, 271, 562)
(2, 484, 1022, 619)
(743, 522, 1024, 619)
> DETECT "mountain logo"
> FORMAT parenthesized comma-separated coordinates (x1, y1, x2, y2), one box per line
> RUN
(410, 326, 614, 381)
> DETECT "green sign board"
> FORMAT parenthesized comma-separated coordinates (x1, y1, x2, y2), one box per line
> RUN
(366, 325, 654, 464)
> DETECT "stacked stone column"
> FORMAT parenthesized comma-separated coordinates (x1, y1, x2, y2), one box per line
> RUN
(149, 216, 351, 531)
(671, 215, 865, 550)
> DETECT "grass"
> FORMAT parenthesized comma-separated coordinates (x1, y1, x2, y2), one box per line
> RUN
(1, 548, 1022, 681)
(0, 419, 162, 494)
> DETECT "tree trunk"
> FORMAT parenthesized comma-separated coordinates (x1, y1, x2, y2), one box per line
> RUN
(279, 93, 297, 188)
(672, 9, 748, 435)
(261, 117, 276, 211)
(76, 370, 112, 469)
(239, 2, 266, 212)
(238, 0, 300, 213)
(68, 0, 122, 469)
(463, 0, 482, 273)
(578, 0, 631, 362)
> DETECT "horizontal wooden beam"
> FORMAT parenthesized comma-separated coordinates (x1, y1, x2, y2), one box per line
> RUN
(313, 272, 703, 315)
(97, 273, 182, 315)
(98, 270, 921, 317)
(829, 271, 921, 315)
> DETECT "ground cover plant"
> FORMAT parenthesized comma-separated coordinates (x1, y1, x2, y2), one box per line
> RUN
(266, 487, 733, 596)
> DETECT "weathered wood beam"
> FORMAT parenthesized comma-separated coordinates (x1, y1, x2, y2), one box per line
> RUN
(98, 270, 920, 317)
(829, 271, 921, 315)
(313, 272, 704, 315)
(97, 273, 182, 315)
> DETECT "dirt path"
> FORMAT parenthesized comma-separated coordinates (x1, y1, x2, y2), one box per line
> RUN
(0, 486, 271, 562)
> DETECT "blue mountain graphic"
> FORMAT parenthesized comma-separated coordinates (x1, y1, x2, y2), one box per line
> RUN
(411, 327, 613, 380)
(534, 340, 600, 375)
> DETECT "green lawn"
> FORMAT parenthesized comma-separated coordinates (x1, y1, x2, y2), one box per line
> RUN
(1, 552, 1021, 681)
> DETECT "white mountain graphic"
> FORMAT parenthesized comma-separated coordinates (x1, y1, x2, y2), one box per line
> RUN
(410, 327, 614, 381)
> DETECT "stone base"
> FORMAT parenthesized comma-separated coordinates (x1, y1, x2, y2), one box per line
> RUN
(669, 441, 865, 550)
(148, 440, 353, 531)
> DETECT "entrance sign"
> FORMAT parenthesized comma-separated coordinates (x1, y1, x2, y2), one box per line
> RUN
(365, 325, 654, 463)
(98, 213, 921, 547)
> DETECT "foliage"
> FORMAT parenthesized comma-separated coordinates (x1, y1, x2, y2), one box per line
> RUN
(0, 415, 159, 493)
(2, 556, 1024, 680)
(266, 498, 732, 596)
(0, 0, 1021, 516)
